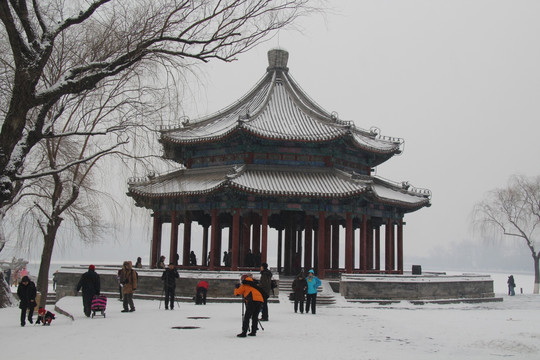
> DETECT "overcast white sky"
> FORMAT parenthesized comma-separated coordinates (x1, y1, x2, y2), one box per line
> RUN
(4, 0, 540, 272)
(182, 0, 540, 259)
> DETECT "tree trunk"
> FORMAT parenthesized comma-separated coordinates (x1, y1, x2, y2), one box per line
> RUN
(37, 223, 60, 308)
(534, 253, 539, 295)
(0, 275, 14, 308)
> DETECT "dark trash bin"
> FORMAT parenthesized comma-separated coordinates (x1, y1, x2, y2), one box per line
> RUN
(412, 265, 422, 275)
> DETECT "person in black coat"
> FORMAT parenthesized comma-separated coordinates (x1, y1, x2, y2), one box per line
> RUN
(161, 263, 179, 310)
(259, 263, 273, 321)
(76, 265, 100, 317)
(17, 276, 36, 326)
(292, 273, 307, 313)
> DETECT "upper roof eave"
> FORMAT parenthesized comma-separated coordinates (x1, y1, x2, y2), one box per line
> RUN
(158, 55, 403, 155)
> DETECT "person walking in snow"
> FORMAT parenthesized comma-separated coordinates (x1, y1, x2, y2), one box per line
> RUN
(120, 261, 137, 312)
(234, 273, 265, 337)
(305, 269, 321, 314)
(76, 265, 100, 317)
(292, 272, 307, 313)
(161, 263, 179, 310)
(17, 275, 36, 326)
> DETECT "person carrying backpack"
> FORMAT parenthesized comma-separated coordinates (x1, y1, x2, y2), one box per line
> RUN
(234, 273, 265, 337)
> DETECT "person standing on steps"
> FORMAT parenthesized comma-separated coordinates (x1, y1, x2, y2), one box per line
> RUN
(120, 261, 137, 312)
(161, 263, 179, 310)
(305, 269, 321, 314)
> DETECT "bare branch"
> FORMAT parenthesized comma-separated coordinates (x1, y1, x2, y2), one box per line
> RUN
(16, 140, 128, 181)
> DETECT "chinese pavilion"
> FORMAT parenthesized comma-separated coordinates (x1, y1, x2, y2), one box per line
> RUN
(127, 49, 431, 278)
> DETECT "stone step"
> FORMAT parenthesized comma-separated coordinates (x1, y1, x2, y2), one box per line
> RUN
(76, 291, 280, 304)
(278, 278, 336, 306)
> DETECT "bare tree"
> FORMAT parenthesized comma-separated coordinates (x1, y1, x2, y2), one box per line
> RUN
(0, 0, 315, 307)
(12, 67, 166, 307)
(473, 175, 540, 294)
(0, 0, 314, 207)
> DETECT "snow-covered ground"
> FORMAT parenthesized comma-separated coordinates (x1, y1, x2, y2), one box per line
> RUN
(1, 272, 539, 360)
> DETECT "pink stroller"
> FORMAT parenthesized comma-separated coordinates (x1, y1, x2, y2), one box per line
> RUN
(91, 295, 107, 318)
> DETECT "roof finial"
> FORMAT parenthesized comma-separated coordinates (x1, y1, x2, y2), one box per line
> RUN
(267, 48, 289, 72)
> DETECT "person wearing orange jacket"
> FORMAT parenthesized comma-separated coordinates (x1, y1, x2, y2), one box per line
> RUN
(234, 273, 265, 337)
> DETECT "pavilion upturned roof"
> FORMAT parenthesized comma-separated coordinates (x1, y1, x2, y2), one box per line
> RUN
(160, 49, 402, 155)
(127, 164, 430, 210)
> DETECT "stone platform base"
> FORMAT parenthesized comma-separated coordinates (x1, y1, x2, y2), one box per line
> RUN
(55, 265, 279, 304)
(339, 273, 497, 301)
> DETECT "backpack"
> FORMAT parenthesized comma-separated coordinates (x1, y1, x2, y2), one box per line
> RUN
(242, 279, 269, 301)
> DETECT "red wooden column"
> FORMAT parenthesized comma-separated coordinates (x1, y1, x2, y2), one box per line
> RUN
(209, 209, 218, 270)
(390, 220, 395, 271)
(228, 226, 233, 253)
(360, 214, 368, 272)
(345, 213, 353, 273)
(304, 215, 313, 271)
(324, 218, 331, 271)
(169, 211, 179, 265)
(367, 221, 373, 270)
(331, 220, 339, 269)
(242, 214, 251, 266)
(397, 219, 403, 274)
(277, 228, 283, 273)
(375, 226, 381, 271)
(317, 211, 326, 278)
(252, 213, 261, 259)
(385, 219, 390, 272)
(202, 224, 209, 266)
(151, 212, 162, 269)
(215, 223, 222, 267)
(261, 209, 268, 264)
(231, 209, 240, 270)
(385, 218, 394, 273)
(182, 212, 192, 265)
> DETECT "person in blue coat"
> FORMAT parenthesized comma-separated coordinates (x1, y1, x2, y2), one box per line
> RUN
(305, 269, 321, 314)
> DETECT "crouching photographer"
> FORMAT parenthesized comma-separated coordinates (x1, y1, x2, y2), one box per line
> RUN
(233, 273, 266, 337)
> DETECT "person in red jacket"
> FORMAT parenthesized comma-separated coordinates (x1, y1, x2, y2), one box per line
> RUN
(234, 274, 265, 337)
(195, 280, 209, 305)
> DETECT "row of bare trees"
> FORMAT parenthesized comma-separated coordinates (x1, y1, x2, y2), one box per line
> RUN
(0, 0, 314, 307)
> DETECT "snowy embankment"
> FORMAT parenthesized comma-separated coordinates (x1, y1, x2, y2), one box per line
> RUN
(1, 273, 539, 360)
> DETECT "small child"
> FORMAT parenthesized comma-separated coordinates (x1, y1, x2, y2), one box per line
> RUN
(36, 307, 55, 326)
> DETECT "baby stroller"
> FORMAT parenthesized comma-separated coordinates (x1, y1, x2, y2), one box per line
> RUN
(91, 295, 107, 318)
